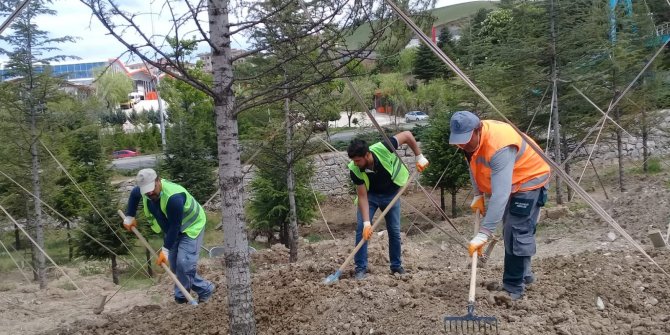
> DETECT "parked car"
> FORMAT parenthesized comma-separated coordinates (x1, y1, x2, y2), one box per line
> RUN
(405, 111, 429, 122)
(120, 99, 135, 110)
(112, 149, 139, 159)
(128, 92, 144, 103)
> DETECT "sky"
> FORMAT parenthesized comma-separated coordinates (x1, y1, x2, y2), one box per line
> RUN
(0, 0, 495, 65)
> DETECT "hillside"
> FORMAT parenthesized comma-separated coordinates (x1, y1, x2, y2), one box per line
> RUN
(343, 1, 498, 49)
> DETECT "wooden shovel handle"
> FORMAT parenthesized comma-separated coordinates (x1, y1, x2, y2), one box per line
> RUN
(117, 210, 197, 304)
(335, 171, 417, 274)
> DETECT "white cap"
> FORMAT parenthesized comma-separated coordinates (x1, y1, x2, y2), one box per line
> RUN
(136, 168, 158, 194)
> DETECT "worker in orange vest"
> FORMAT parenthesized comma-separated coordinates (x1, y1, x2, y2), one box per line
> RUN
(449, 111, 550, 300)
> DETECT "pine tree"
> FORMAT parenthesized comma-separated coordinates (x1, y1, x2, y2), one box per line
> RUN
(63, 127, 129, 284)
(421, 110, 470, 216)
(159, 69, 216, 203)
(0, 0, 75, 288)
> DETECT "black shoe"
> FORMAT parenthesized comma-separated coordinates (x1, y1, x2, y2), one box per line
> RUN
(175, 297, 188, 304)
(391, 267, 406, 275)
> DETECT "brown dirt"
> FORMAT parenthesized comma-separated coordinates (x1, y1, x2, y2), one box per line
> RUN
(10, 170, 670, 335)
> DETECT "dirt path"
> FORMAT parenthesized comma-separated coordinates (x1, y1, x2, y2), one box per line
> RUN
(6, 171, 670, 335)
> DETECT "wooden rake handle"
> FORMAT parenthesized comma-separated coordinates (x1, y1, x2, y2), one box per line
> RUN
(117, 210, 197, 305)
(468, 209, 481, 303)
(334, 171, 417, 275)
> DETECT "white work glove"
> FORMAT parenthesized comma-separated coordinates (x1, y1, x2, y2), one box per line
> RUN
(122, 216, 137, 232)
(156, 247, 169, 266)
(416, 154, 429, 173)
(362, 221, 373, 240)
(468, 232, 488, 257)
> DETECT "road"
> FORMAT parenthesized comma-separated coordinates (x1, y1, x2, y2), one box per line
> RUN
(328, 120, 428, 143)
(111, 154, 158, 170)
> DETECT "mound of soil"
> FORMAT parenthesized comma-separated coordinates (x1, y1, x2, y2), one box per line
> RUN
(33, 171, 670, 334)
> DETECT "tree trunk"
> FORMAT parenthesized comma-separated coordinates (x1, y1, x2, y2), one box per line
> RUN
(450, 190, 457, 218)
(208, 0, 256, 332)
(30, 107, 47, 289)
(615, 105, 625, 192)
(439, 187, 445, 212)
(284, 90, 299, 263)
(111, 254, 119, 285)
(14, 223, 21, 250)
(145, 249, 153, 277)
(549, 0, 563, 205)
(562, 131, 573, 201)
(642, 107, 648, 172)
(67, 221, 73, 261)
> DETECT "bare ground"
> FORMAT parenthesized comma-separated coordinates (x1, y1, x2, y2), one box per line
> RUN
(4, 169, 670, 335)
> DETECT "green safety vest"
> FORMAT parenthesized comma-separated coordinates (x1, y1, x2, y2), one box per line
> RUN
(142, 179, 206, 239)
(347, 142, 409, 191)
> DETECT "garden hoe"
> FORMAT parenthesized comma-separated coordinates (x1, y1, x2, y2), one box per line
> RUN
(444, 210, 498, 334)
(323, 171, 416, 285)
(117, 210, 198, 305)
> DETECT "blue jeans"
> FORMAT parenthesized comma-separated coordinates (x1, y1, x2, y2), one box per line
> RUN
(168, 229, 214, 300)
(502, 187, 544, 295)
(354, 191, 402, 272)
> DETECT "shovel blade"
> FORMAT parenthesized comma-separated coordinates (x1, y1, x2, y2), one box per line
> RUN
(322, 270, 341, 285)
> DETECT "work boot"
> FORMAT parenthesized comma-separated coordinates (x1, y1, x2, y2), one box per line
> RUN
(524, 275, 535, 285)
(355, 270, 367, 280)
(198, 284, 216, 304)
(390, 267, 406, 275)
(175, 297, 188, 304)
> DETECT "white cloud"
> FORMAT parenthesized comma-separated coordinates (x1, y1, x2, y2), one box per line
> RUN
(0, 0, 496, 64)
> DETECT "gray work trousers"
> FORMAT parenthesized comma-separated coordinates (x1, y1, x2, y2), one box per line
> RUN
(502, 187, 546, 295)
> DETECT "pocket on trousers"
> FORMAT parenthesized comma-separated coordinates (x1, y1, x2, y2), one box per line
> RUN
(509, 197, 534, 217)
(513, 232, 536, 257)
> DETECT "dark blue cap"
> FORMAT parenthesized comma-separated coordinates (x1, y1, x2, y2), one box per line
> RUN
(449, 111, 480, 144)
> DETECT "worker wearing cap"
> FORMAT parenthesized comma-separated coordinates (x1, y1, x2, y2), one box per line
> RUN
(123, 168, 215, 304)
(347, 131, 429, 280)
(449, 111, 550, 300)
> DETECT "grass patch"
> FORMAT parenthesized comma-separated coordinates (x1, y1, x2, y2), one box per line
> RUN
(305, 234, 323, 243)
(78, 261, 109, 276)
(58, 281, 77, 291)
(119, 271, 155, 290)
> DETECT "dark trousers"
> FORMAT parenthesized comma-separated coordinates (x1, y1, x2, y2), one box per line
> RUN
(502, 187, 545, 295)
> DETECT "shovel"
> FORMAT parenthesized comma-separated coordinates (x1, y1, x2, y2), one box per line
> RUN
(444, 210, 498, 333)
(323, 171, 416, 285)
(117, 210, 198, 305)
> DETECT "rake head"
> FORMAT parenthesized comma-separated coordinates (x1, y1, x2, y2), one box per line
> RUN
(444, 303, 498, 334)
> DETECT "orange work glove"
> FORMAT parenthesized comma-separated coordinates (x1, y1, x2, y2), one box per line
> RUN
(122, 216, 137, 232)
(156, 247, 169, 266)
(416, 154, 429, 173)
(470, 195, 486, 216)
(362, 221, 373, 240)
(468, 232, 488, 257)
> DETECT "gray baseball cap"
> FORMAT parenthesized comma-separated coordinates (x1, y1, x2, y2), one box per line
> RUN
(449, 111, 481, 145)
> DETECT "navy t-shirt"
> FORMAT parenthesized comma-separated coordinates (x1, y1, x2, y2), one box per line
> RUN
(350, 137, 400, 195)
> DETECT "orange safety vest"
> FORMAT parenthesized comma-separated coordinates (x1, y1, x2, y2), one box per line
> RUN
(469, 120, 550, 195)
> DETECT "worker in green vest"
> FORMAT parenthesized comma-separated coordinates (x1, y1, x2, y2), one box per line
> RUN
(347, 131, 429, 280)
(123, 168, 215, 304)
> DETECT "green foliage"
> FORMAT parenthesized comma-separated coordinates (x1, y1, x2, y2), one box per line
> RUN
(159, 69, 217, 203)
(58, 127, 129, 261)
(246, 156, 319, 239)
(93, 68, 134, 111)
(421, 110, 470, 197)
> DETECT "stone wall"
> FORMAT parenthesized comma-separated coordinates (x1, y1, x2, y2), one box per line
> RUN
(240, 144, 422, 199)
(227, 109, 670, 203)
